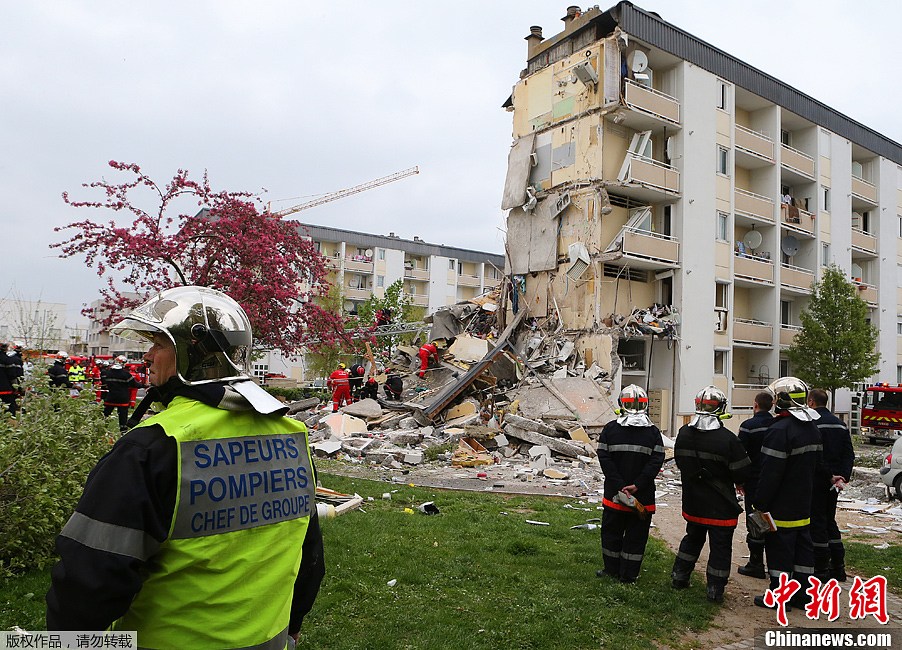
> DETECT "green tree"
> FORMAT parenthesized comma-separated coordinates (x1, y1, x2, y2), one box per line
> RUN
(304, 284, 364, 380)
(356, 280, 424, 358)
(785, 264, 879, 403)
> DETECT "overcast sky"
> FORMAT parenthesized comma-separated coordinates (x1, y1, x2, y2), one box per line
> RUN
(3, 1, 900, 328)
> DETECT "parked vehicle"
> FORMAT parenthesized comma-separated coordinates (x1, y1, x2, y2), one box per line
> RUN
(879, 437, 902, 499)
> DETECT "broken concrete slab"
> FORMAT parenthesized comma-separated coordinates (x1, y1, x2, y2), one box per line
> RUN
(449, 335, 490, 363)
(311, 440, 342, 456)
(286, 397, 321, 414)
(445, 401, 478, 420)
(505, 424, 596, 459)
(505, 413, 558, 437)
(568, 426, 592, 445)
(543, 468, 569, 480)
(403, 451, 424, 465)
(514, 377, 617, 424)
(341, 398, 383, 419)
(387, 430, 425, 446)
(528, 445, 551, 459)
(321, 412, 369, 438)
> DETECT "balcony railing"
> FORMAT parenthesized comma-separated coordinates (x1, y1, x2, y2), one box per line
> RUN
(622, 154, 680, 194)
(410, 295, 428, 307)
(403, 267, 429, 281)
(780, 144, 815, 178)
(732, 384, 770, 408)
(735, 188, 774, 222)
(344, 286, 372, 300)
(851, 175, 877, 203)
(457, 273, 481, 287)
(344, 258, 373, 273)
(854, 282, 878, 305)
(851, 228, 877, 253)
(734, 253, 774, 284)
(621, 227, 680, 265)
(623, 79, 680, 124)
(780, 324, 802, 346)
(780, 263, 815, 291)
(780, 204, 815, 235)
(733, 318, 773, 346)
(735, 125, 774, 161)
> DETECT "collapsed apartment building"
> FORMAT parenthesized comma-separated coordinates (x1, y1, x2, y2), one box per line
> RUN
(500, 2, 902, 430)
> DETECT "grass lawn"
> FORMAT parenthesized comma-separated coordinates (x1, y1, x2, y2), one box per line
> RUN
(844, 541, 902, 593)
(2, 472, 718, 648)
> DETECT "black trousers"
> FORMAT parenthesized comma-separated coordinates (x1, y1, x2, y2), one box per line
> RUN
(600, 508, 652, 581)
(103, 404, 129, 432)
(0, 393, 17, 416)
(811, 487, 843, 570)
(671, 521, 735, 587)
(764, 525, 814, 600)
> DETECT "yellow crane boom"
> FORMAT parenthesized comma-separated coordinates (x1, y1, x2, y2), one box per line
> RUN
(271, 166, 419, 218)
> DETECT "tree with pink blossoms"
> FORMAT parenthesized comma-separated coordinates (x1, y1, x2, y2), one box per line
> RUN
(52, 160, 348, 355)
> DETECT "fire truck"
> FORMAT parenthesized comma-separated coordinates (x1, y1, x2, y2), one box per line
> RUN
(858, 383, 902, 444)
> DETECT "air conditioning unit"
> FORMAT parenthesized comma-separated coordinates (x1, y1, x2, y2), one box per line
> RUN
(566, 242, 591, 281)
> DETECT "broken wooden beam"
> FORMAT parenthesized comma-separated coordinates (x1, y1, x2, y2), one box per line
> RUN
(504, 424, 595, 459)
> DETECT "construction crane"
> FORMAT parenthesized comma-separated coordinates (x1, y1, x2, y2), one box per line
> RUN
(269, 166, 419, 218)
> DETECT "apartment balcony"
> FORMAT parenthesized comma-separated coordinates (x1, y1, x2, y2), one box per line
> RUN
(404, 267, 430, 281)
(851, 228, 878, 255)
(854, 282, 878, 305)
(734, 253, 774, 286)
(410, 295, 428, 307)
(735, 188, 774, 224)
(780, 144, 815, 180)
(484, 276, 503, 289)
(780, 204, 815, 237)
(851, 176, 877, 204)
(344, 257, 373, 273)
(732, 384, 769, 408)
(344, 287, 372, 300)
(733, 318, 774, 347)
(780, 264, 815, 293)
(735, 125, 774, 164)
(618, 228, 680, 269)
(457, 273, 481, 288)
(325, 256, 341, 270)
(618, 154, 680, 202)
(622, 79, 680, 128)
(780, 324, 802, 347)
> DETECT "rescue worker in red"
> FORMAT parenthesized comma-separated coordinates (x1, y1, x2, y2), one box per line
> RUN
(596, 385, 665, 584)
(670, 386, 751, 603)
(102, 355, 144, 433)
(328, 363, 351, 412)
(753, 377, 822, 611)
(807, 388, 854, 582)
(417, 342, 440, 379)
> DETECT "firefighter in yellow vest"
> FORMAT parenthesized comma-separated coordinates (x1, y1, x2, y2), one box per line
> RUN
(46, 286, 324, 648)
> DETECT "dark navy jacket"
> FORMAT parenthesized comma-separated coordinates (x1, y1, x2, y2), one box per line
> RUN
(737, 410, 774, 500)
(597, 420, 665, 512)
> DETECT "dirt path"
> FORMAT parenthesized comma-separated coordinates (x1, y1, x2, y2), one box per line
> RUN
(321, 461, 901, 648)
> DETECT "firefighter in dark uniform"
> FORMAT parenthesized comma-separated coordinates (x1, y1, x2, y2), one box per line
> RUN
(737, 391, 774, 579)
(348, 362, 366, 400)
(48, 354, 71, 389)
(596, 385, 665, 583)
(0, 342, 25, 416)
(47, 286, 324, 647)
(807, 388, 854, 582)
(753, 377, 822, 610)
(101, 356, 144, 432)
(671, 386, 751, 603)
(384, 368, 403, 400)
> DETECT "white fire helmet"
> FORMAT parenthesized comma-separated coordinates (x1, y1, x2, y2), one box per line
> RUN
(689, 385, 728, 431)
(768, 377, 820, 422)
(615, 384, 654, 427)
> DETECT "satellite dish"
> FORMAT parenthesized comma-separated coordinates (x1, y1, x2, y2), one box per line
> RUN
(743, 230, 763, 250)
(627, 50, 648, 73)
(343, 300, 354, 312)
(364, 249, 373, 257)
(781, 235, 800, 257)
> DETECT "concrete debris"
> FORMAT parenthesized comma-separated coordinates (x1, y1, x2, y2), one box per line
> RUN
(341, 398, 383, 419)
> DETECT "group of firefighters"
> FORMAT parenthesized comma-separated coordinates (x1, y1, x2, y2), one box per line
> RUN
(598, 377, 855, 611)
(0, 347, 146, 432)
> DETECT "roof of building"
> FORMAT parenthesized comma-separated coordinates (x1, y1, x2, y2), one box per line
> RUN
(298, 222, 506, 266)
(528, 1, 902, 166)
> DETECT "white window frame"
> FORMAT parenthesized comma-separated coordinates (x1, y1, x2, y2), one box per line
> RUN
(716, 79, 729, 111)
(821, 242, 830, 267)
(822, 186, 830, 213)
(716, 146, 730, 176)
(715, 212, 729, 242)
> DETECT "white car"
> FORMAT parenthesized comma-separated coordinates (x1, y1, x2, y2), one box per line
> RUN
(879, 437, 902, 499)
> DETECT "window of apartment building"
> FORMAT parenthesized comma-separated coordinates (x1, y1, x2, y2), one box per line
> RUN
(313, 241, 321, 253)
(779, 359, 790, 377)
(252, 363, 268, 379)
(376, 275, 384, 288)
(780, 300, 792, 326)
(714, 282, 729, 332)
(716, 80, 729, 111)
(377, 248, 385, 261)
(821, 186, 830, 212)
(821, 242, 830, 267)
(716, 146, 730, 176)
(897, 365, 902, 386)
(715, 212, 729, 241)
(896, 318, 902, 336)
(780, 130, 792, 147)
(898, 215, 902, 238)
(618, 339, 646, 372)
(714, 350, 727, 375)
(449, 259, 455, 270)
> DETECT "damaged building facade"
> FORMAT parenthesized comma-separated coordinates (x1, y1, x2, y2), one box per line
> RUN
(502, 2, 902, 430)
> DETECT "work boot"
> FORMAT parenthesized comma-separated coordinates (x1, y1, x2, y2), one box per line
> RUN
(738, 548, 767, 579)
(830, 563, 847, 582)
(706, 584, 724, 603)
(671, 571, 690, 590)
(595, 569, 618, 579)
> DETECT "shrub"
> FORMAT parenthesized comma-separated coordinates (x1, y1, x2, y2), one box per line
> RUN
(0, 372, 115, 576)
(263, 386, 328, 403)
